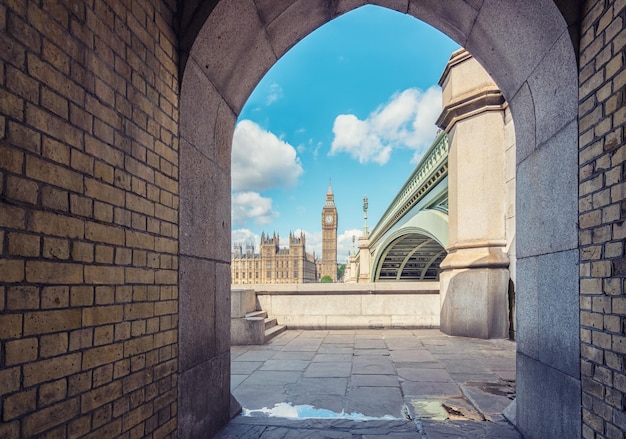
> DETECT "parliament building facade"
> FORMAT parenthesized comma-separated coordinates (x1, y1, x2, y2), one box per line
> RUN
(231, 185, 338, 284)
(231, 231, 317, 284)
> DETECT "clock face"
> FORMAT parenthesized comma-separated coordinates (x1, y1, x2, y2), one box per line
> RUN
(325, 214, 334, 224)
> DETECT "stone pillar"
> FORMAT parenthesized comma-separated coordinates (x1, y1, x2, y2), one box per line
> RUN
(344, 254, 357, 283)
(357, 236, 371, 283)
(436, 49, 510, 338)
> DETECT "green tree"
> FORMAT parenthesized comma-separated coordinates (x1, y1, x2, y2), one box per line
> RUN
(320, 275, 333, 283)
(337, 264, 346, 280)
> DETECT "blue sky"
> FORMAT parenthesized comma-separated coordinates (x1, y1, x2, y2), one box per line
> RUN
(231, 5, 459, 262)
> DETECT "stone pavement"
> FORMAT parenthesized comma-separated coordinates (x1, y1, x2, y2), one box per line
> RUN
(216, 329, 520, 438)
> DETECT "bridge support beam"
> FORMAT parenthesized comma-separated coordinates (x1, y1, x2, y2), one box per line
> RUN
(436, 49, 512, 339)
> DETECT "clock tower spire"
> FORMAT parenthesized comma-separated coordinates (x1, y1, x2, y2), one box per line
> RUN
(321, 181, 338, 281)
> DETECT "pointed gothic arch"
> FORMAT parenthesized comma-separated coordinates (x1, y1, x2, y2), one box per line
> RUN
(178, 2, 579, 437)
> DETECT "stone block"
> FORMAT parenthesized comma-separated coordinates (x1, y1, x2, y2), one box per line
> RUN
(510, 83, 536, 165)
(409, 1, 479, 51)
(515, 256, 539, 359)
(326, 314, 391, 329)
(215, 264, 232, 354)
(189, 0, 276, 113)
(180, 60, 231, 166)
(516, 353, 581, 439)
(231, 318, 265, 345)
(179, 256, 216, 373)
(231, 289, 256, 318)
(528, 31, 578, 146)
(516, 121, 578, 258)
(465, 0, 565, 100)
(264, 0, 328, 59)
(440, 267, 509, 339)
(178, 352, 230, 439)
(537, 249, 580, 378)
(179, 140, 230, 262)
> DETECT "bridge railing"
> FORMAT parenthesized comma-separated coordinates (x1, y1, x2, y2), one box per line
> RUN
(368, 132, 449, 245)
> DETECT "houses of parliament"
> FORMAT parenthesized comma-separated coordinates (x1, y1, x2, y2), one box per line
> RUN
(231, 184, 338, 284)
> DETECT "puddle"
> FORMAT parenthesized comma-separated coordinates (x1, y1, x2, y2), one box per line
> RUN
(410, 400, 449, 420)
(410, 397, 485, 422)
(242, 402, 403, 421)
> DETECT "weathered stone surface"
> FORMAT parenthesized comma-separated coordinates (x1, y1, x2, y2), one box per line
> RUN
(516, 353, 581, 439)
(516, 120, 579, 258)
(179, 256, 216, 373)
(179, 352, 231, 439)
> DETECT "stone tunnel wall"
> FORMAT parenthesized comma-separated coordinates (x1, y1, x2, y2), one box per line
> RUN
(579, 1, 626, 437)
(0, 1, 180, 437)
(1, 0, 626, 438)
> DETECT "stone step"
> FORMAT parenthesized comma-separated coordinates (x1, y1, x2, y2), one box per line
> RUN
(264, 317, 277, 329)
(245, 310, 267, 319)
(264, 324, 286, 342)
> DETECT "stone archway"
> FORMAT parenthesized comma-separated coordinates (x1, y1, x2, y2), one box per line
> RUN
(177, 1, 579, 438)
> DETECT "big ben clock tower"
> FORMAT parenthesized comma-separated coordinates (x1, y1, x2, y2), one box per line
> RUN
(321, 182, 338, 281)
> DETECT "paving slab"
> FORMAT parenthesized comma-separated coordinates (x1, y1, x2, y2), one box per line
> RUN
(350, 375, 400, 387)
(270, 351, 316, 361)
(397, 368, 454, 382)
(355, 339, 387, 349)
(224, 329, 520, 438)
(345, 386, 405, 418)
(287, 377, 348, 396)
(235, 350, 278, 362)
(303, 361, 352, 378)
(390, 349, 437, 363)
(312, 353, 353, 362)
(353, 356, 395, 375)
(241, 370, 302, 386)
(231, 361, 264, 375)
(283, 338, 324, 351)
(401, 381, 462, 398)
(353, 349, 390, 356)
(260, 360, 310, 371)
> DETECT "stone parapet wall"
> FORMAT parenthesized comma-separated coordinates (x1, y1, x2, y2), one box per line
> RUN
(253, 283, 440, 330)
(579, 1, 626, 437)
(0, 1, 179, 438)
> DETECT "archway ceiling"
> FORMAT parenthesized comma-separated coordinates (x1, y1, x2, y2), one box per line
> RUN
(377, 234, 446, 281)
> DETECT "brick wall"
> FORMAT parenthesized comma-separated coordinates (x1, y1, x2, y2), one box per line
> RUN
(0, 1, 179, 437)
(579, 0, 626, 437)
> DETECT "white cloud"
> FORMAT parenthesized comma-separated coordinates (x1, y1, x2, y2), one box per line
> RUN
(231, 228, 260, 250)
(330, 86, 442, 165)
(338, 229, 363, 262)
(231, 191, 278, 227)
(232, 120, 304, 192)
(266, 83, 283, 105)
(290, 229, 321, 258)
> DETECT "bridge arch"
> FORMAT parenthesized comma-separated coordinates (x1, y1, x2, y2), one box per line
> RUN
(178, 2, 579, 438)
(370, 209, 448, 282)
